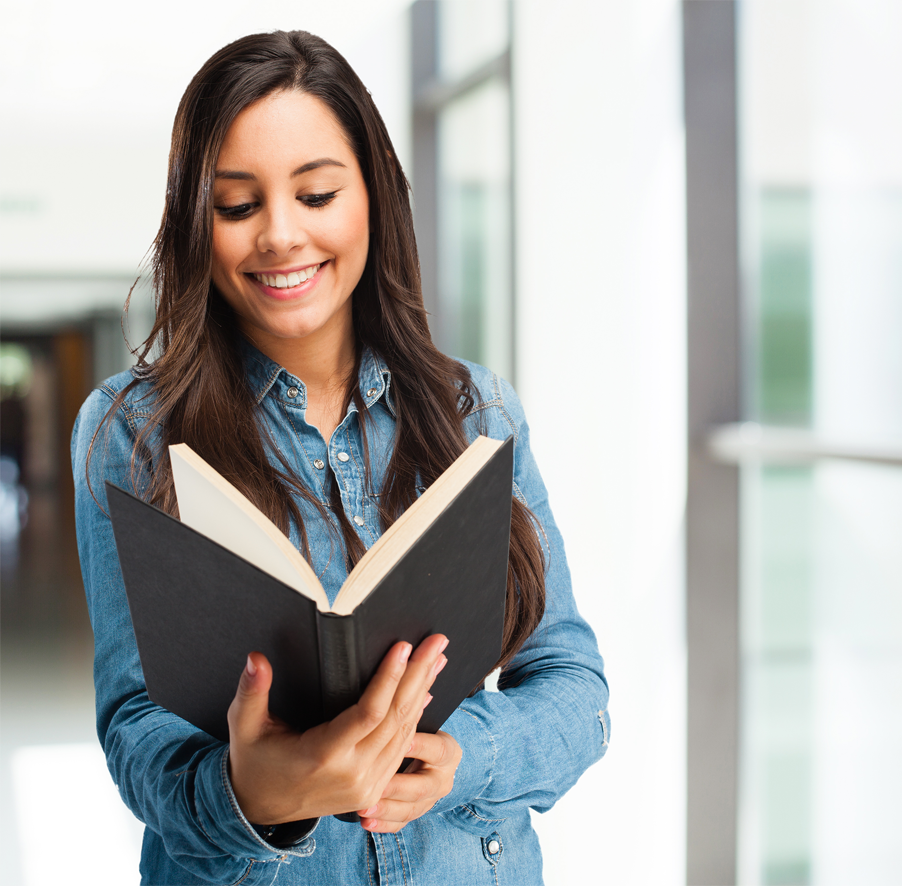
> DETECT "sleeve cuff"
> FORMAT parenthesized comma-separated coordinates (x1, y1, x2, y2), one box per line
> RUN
(430, 703, 496, 814)
(194, 746, 318, 859)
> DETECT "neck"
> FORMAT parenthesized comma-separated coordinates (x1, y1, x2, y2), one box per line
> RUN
(281, 335, 356, 402)
(240, 322, 357, 442)
(241, 323, 357, 402)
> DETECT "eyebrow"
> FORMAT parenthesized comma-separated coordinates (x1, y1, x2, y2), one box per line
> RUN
(214, 158, 347, 181)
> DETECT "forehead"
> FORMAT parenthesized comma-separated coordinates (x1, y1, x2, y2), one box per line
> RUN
(216, 90, 355, 168)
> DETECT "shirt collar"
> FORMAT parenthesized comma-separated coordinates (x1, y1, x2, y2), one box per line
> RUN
(237, 336, 394, 415)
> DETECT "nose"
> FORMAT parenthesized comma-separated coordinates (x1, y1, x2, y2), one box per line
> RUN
(255, 200, 307, 256)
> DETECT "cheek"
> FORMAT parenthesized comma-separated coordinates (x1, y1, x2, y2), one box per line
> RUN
(211, 225, 241, 284)
(334, 201, 369, 267)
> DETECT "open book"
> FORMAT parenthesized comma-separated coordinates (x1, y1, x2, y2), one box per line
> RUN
(106, 435, 514, 745)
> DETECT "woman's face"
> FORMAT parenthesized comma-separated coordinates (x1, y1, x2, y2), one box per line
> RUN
(211, 90, 369, 362)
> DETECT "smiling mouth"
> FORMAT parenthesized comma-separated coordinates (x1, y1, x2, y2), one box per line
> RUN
(251, 263, 322, 289)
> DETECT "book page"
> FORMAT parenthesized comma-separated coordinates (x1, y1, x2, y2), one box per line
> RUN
(331, 435, 505, 615)
(170, 444, 330, 612)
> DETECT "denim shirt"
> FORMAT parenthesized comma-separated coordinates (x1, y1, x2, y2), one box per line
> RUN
(71, 343, 610, 886)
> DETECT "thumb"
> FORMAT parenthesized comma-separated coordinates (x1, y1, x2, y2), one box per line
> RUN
(227, 652, 273, 742)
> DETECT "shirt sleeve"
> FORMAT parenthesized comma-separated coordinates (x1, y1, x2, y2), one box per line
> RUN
(433, 374, 611, 820)
(71, 386, 316, 881)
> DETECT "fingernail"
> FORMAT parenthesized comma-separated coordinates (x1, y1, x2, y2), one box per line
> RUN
(399, 642, 412, 664)
(438, 636, 449, 654)
(423, 692, 433, 710)
(245, 655, 257, 677)
(432, 655, 447, 679)
(360, 806, 377, 817)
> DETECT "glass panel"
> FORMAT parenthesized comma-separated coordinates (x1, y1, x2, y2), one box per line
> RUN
(751, 190, 813, 426)
(740, 461, 902, 886)
(739, 1, 902, 884)
(438, 0, 509, 81)
(739, 464, 815, 886)
(436, 77, 512, 378)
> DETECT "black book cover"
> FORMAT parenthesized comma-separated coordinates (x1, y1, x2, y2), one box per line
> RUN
(105, 436, 513, 744)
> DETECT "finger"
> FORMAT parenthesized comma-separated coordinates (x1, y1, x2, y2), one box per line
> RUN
(363, 637, 448, 762)
(333, 641, 412, 742)
(358, 797, 421, 829)
(227, 652, 273, 743)
(402, 731, 452, 768)
(372, 770, 437, 807)
(359, 814, 405, 834)
(358, 767, 442, 829)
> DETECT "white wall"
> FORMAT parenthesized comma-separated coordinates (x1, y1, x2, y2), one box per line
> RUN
(0, 0, 411, 279)
(513, 2, 687, 884)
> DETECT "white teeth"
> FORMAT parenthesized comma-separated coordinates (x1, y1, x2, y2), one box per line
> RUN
(254, 264, 320, 288)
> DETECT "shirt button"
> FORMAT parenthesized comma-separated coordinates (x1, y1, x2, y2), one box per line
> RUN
(286, 386, 299, 399)
(313, 458, 325, 470)
(366, 387, 377, 397)
(337, 452, 350, 463)
(353, 515, 365, 526)
(487, 839, 500, 855)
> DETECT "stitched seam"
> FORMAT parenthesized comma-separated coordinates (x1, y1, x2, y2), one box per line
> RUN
(346, 424, 377, 547)
(98, 383, 141, 433)
(220, 750, 311, 858)
(393, 833, 408, 886)
(266, 858, 286, 886)
(361, 350, 383, 403)
(278, 403, 341, 580)
(377, 834, 387, 878)
(195, 796, 216, 846)
(366, 833, 375, 886)
(254, 365, 283, 405)
(381, 368, 396, 416)
(282, 403, 328, 500)
(220, 750, 272, 855)
(458, 708, 498, 801)
(467, 398, 503, 415)
(494, 375, 520, 444)
(459, 804, 505, 826)
(230, 861, 256, 885)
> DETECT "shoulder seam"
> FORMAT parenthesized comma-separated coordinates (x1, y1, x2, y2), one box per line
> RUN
(492, 372, 519, 443)
(97, 382, 144, 433)
(464, 373, 520, 444)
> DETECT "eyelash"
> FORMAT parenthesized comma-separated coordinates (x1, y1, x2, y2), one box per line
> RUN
(214, 192, 338, 220)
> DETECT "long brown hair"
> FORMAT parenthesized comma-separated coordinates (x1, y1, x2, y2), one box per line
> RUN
(92, 30, 544, 671)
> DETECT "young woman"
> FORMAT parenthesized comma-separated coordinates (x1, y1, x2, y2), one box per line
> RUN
(72, 30, 610, 885)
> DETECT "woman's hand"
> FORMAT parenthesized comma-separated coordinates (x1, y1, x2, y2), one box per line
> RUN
(227, 634, 449, 824)
(357, 730, 463, 833)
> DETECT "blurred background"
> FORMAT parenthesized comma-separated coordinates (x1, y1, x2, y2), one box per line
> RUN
(1, 1, 899, 884)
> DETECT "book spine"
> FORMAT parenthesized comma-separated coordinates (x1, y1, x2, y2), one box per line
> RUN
(315, 613, 361, 721)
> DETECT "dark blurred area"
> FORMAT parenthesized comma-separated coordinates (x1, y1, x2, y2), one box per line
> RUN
(1, 329, 93, 644)
(0, 330, 98, 876)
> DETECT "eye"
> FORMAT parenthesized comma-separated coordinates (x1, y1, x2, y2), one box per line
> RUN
(215, 202, 256, 220)
(299, 192, 337, 209)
